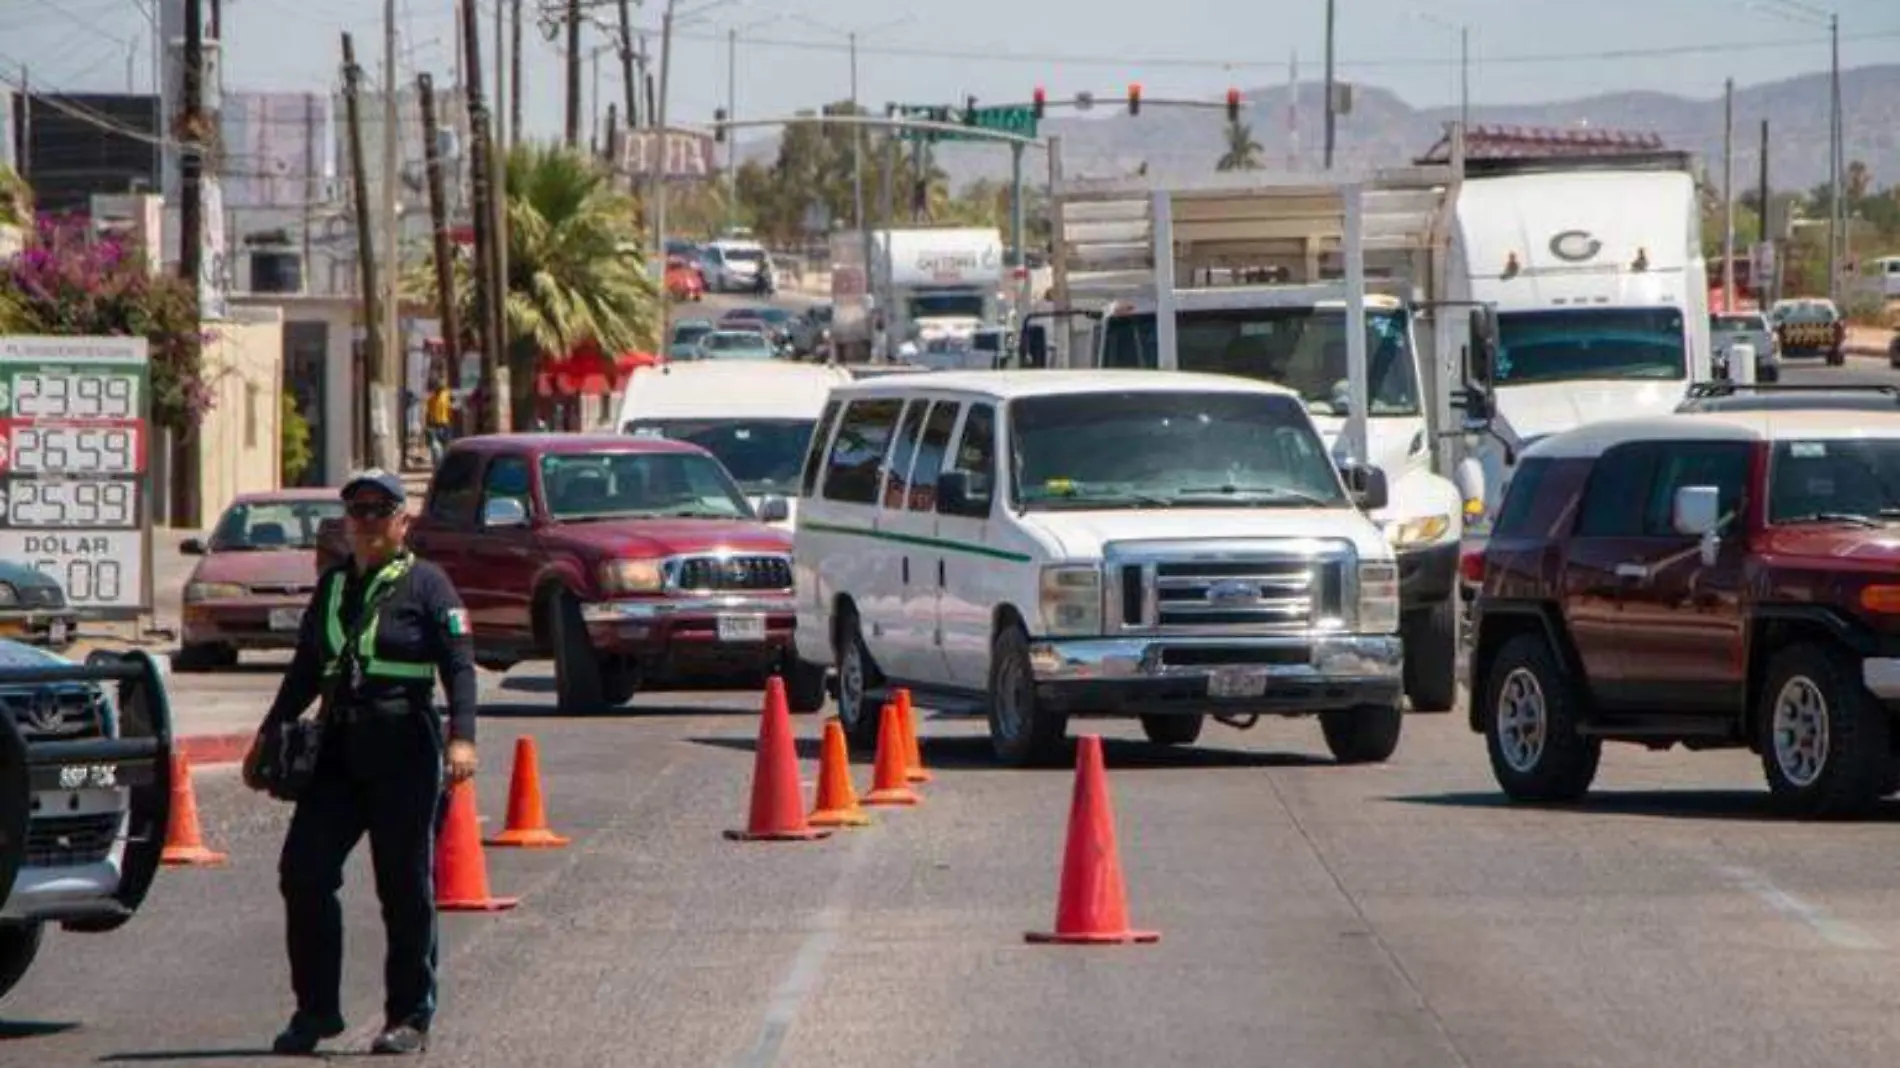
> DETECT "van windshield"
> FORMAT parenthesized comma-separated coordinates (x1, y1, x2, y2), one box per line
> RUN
(1008, 391, 1347, 511)
(622, 419, 815, 496)
(1495, 306, 1686, 385)
(1098, 307, 1420, 416)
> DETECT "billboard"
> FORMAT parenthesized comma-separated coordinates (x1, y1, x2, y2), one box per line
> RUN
(612, 128, 717, 181)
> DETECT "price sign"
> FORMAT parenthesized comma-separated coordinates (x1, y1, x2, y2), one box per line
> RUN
(0, 336, 151, 616)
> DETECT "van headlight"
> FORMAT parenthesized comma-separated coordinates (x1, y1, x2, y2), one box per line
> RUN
(1384, 513, 1453, 550)
(1356, 561, 1400, 633)
(1038, 565, 1102, 636)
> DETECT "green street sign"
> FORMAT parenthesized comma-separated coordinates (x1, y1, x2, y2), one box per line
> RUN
(892, 103, 1038, 143)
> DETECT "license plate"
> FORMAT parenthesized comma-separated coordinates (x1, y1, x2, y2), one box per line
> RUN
(716, 614, 766, 643)
(269, 607, 305, 632)
(1207, 667, 1268, 699)
(48, 620, 68, 645)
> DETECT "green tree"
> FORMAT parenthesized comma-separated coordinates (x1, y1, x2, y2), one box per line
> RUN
(1216, 121, 1264, 172)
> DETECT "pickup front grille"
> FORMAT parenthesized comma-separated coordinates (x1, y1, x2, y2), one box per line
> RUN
(670, 554, 793, 593)
(26, 813, 120, 867)
(1107, 539, 1354, 635)
(0, 686, 108, 742)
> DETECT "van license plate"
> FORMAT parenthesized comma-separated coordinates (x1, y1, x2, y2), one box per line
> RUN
(1208, 668, 1268, 699)
(717, 615, 766, 643)
(269, 608, 305, 631)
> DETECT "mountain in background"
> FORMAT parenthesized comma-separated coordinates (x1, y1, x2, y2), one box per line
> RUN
(736, 64, 1900, 195)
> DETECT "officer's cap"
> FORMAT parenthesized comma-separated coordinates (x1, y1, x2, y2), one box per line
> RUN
(340, 468, 406, 503)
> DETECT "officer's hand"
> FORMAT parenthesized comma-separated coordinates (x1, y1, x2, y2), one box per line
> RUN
(241, 732, 269, 792)
(445, 739, 478, 784)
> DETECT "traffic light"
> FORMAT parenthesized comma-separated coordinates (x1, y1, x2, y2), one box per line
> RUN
(1127, 83, 1142, 116)
(1032, 85, 1046, 120)
(713, 107, 727, 143)
(1226, 88, 1240, 123)
(964, 95, 977, 126)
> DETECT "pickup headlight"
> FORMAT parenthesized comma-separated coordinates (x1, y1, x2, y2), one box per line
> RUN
(185, 581, 247, 601)
(1356, 561, 1400, 634)
(598, 559, 665, 595)
(1038, 565, 1102, 636)
(1384, 513, 1453, 550)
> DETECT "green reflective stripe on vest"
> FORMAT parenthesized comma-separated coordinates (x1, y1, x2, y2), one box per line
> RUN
(321, 553, 433, 684)
(321, 573, 347, 661)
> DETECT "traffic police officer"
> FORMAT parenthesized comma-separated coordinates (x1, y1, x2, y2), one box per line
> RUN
(244, 469, 478, 1056)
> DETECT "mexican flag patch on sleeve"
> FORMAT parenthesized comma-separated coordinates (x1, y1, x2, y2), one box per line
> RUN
(444, 608, 471, 637)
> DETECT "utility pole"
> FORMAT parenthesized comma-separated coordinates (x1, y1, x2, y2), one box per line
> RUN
(1826, 11, 1840, 303)
(850, 32, 864, 231)
(458, 0, 503, 433)
(564, 0, 581, 147)
(652, 0, 677, 369)
(1759, 119, 1772, 302)
(590, 46, 602, 152)
(604, 103, 618, 164)
(509, 0, 523, 145)
(1722, 77, 1735, 313)
(378, 0, 402, 470)
(1323, 0, 1336, 169)
(495, 0, 507, 150)
(1459, 25, 1470, 131)
(342, 34, 383, 469)
(176, 0, 205, 525)
(419, 74, 462, 401)
(617, 0, 638, 130)
(726, 27, 737, 211)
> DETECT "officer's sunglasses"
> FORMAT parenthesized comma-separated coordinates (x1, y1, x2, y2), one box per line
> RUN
(346, 497, 401, 521)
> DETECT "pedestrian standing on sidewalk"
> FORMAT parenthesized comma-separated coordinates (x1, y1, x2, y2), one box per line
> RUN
(243, 469, 479, 1056)
(425, 377, 454, 467)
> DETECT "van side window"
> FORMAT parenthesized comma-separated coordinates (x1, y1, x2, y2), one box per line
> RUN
(908, 402, 961, 512)
(799, 400, 842, 498)
(882, 401, 930, 510)
(822, 398, 904, 504)
(939, 404, 996, 518)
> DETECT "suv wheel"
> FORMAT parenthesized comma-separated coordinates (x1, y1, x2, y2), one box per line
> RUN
(1319, 705, 1403, 764)
(1481, 633, 1600, 802)
(0, 922, 43, 1003)
(1401, 599, 1459, 713)
(987, 625, 1068, 767)
(832, 608, 880, 750)
(1757, 643, 1890, 818)
(551, 591, 604, 714)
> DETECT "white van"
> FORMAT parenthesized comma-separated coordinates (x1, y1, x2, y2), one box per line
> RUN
(700, 239, 771, 293)
(616, 360, 853, 528)
(792, 369, 1407, 767)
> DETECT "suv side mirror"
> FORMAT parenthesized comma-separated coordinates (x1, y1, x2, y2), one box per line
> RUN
(482, 497, 530, 528)
(937, 470, 992, 517)
(1672, 485, 1721, 536)
(756, 495, 791, 523)
(1340, 463, 1389, 512)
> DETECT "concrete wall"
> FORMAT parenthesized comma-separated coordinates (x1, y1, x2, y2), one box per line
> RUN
(229, 294, 359, 489)
(195, 306, 285, 522)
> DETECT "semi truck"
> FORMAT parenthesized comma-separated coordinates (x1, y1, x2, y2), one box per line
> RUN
(829, 226, 1006, 362)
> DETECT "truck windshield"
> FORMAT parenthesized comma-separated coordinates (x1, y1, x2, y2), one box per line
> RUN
(1769, 439, 1900, 524)
(622, 419, 815, 497)
(1495, 307, 1686, 385)
(1098, 307, 1420, 416)
(910, 293, 986, 319)
(1008, 391, 1348, 511)
(538, 451, 754, 521)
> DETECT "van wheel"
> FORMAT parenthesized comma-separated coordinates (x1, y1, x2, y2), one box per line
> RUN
(1758, 643, 1890, 818)
(833, 609, 880, 750)
(1401, 599, 1459, 713)
(551, 591, 604, 714)
(0, 922, 43, 1003)
(1140, 714, 1202, 746)
(1320, 705, 1403, 764)
(987, 625, 1068, 767)
(1481, 633, 1600, 802)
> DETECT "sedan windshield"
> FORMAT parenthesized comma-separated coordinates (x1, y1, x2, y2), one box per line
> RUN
(700, 332, 774, 359)
(624, 419, 815, 495)
(1494, 306, 1686, 385)
(209, 500, 345, 551)
(1769, 438, 1900, 524)
(539, 451, 754, 521)
(1008, 391, 1348, 511)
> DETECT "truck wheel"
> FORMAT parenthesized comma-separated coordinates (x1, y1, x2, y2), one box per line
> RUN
(832, 608, 881, 750)
(551, 592, 604, 714)
(1757, 643, 1890, 818)
(1481, 632, 1600, 802)
(784, 658, 828, 714)
(600, 659, 640, 706)
(1140, 714, 1202, 746)
(987, 625, 1068, 767)
(1401, 599, 1459, 713)
(1319, 705, 1403, 764)
(0, 922, 42, 1004)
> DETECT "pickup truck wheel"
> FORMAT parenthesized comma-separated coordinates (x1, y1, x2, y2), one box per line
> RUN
(833, 610, 880, 750)
(784, 658, 828, 714)
(600, 660, 640, 706)
(1481, 633, 1600, 802)
(1319, 705, 1403, 764)
(0, 922, 43, 1003)
(1140, 714, 1202, 746)
(1757, 643, 1890, 818)
(1401, 599, 1459, 713)
(987, 625, 1068, 767)
(551, 592, 605, 714)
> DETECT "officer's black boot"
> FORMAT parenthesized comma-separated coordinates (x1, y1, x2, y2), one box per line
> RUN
(271, 1011, 346, 1055)
(371, 1023, 429, 1055)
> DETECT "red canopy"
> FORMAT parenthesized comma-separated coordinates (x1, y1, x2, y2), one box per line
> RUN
(535, 342, 660, 397)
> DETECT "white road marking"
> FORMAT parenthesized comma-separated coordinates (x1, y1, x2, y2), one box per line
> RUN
(1718, 864, 1881, 950)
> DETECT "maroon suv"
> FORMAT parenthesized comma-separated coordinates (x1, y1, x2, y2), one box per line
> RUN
(1467, 409, 1900, 818)
(407, 433, 825, 713)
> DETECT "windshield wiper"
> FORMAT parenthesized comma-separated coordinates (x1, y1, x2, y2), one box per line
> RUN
(1172, 484, 1336, 506)
(1779, 512, 1883, 528)
(1027, 491, 1174, 510)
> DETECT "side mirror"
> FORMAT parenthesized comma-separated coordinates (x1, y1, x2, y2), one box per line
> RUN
(482, 496, 530, 529)
(1467, 305, 1499, 387)
(1340, 463, 1389, 512)
(756, 495, 791, 523)
(937, 470, 992, 517)
(1672, 484, 1721, 537)
(179, 537, 207, 555)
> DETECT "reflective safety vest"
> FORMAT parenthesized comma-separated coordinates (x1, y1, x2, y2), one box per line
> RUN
(320, 553, 435, 684)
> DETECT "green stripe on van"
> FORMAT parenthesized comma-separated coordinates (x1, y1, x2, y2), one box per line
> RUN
(800, 520, 1033, 563)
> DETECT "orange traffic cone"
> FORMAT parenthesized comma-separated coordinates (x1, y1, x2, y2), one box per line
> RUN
(435, 779, 520, 911)
(1025, 735, 1158, 945)
(809, 719, 872, 827)
(725, 677, 834, 841)
(861, 702, 920, 806)
(895, 688, 933, 784)
(485, 736, 570, 848)
(160, 752, 226, 866)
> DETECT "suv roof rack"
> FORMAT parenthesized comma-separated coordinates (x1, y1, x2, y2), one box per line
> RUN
(1684, 382, 1900, 400)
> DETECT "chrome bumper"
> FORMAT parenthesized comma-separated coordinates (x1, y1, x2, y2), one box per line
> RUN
(580, 593, 796, 622)
(1864, 657, 1900, 700)
(1026, 633, 1404, 716)
(1, 801, 129, 925)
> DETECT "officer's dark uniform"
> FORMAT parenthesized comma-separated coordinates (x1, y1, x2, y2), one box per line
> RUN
(264, 532, 477, 1044)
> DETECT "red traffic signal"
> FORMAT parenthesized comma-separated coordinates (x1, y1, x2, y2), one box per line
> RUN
(1032, 85, 1046, 120)
(1128, 82, 1142, 116)
(1225, 88, 1240, 123)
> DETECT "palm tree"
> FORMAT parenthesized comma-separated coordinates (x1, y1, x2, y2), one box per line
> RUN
(1216, 121, 1264, 172)
(405, 142, 658, 421)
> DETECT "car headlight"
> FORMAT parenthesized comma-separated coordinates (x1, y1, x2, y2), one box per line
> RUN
(185, 582, 248, 601)
(1384, 513, 1454, 550)
(599, 559, 665, 595)
(1038, 565, 1102, 636)
(1356, 561, 1400, 634)
(0, 583, 16, 607)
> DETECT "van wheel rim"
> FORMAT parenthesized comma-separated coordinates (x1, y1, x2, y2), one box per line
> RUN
(1772, 676, 1830, 788)
(839, 640, 866, 728)
(1496, 668, 1547, 773)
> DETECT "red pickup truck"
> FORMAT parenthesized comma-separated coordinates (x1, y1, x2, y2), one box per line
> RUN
(407, 433, 823, 714)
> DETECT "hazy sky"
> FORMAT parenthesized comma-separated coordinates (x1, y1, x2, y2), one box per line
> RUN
(3, 0, 1895, 140)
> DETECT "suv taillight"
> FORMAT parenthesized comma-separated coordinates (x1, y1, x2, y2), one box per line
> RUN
(1459, 548, 1485, 586)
